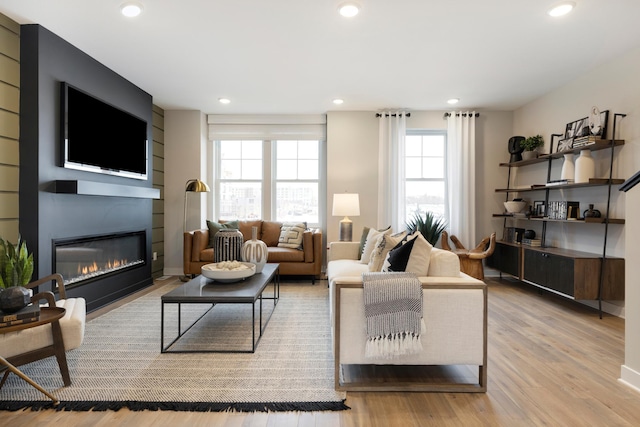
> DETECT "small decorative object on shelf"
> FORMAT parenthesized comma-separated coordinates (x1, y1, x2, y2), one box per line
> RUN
(560, 153, 575, 181)
(242, 226, 268, 273)
(574, 149, 595, 183)
(508, 136, 525, 163)
(583, 204, 601, 219)
(520, 135, 544, 160)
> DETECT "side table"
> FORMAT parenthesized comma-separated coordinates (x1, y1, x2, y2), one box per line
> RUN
(0, 307, 66, 403)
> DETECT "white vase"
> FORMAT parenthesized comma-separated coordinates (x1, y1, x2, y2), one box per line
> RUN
(560, 153, 575, 181)
(522, 150, 537, 160)
(574, 149, 595, 184)
(241, 226, 268, 273)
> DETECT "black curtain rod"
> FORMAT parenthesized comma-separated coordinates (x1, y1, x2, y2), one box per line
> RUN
(443, 112, 480, 118)
(376, 113, 411, 117)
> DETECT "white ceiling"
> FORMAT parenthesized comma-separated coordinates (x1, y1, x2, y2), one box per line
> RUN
(2, 0, 640, 115)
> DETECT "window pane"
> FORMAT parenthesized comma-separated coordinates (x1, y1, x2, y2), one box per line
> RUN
(405, 158, 422, 179)
(221, 159, 241, 179)
(242, 140, 262, 159)
(423, 135, 444, 156)
(405, 135, 422, 156)
(241, 159, 262, 179)
(298, 160, 318, 179)
(405, 181, 445, 222)
(277, 159, 298, 179)
(298, 141, 318, 159)
(220, 141, 241, 159)
(277, 141, 297, 159)
(276, 182, 318, 224)
(219, 182, 262, 220)
(422, 158, 444, 178)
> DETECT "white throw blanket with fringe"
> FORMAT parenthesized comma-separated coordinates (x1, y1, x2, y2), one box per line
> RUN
(362, 272, 424, 359)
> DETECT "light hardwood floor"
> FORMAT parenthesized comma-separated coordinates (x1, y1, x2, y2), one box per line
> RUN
(2, 276, 640, 426)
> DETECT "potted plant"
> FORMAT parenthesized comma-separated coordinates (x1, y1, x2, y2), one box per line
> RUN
(521, 134, 544, 160)
(406, 211, 448, 246)
(0, 236, 35, 312)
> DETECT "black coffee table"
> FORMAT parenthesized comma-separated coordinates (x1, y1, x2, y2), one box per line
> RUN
(161, 263, 279, 353)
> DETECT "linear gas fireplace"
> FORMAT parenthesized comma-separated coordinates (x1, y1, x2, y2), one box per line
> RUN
(53, 231, 146, 287)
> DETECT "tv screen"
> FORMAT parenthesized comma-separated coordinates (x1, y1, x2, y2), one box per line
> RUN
(61, 82, 148, 180)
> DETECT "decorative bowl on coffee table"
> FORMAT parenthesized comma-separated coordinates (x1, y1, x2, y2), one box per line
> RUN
(201, 262, 256, 283)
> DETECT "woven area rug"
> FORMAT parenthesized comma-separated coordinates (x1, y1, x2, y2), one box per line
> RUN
(0, 280, 348, 412)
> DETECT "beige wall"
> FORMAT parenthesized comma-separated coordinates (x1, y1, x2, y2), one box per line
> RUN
(163, 110, 209, 276)
(0, 15, 19, 242)
(513, 46, 640, 391)
(326, 110, 514, 246)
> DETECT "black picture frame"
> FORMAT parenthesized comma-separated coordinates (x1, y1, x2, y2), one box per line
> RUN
(556, 138, 573, 153)
(591, 109, 609, 139)
(564, 117, 590, 140)
(533, 200, 546, 217)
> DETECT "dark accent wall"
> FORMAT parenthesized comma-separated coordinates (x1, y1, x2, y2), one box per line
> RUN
(19, 24, 155, 311)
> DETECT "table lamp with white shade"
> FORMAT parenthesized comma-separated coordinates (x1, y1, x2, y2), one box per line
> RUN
(332, 193, 360, 241)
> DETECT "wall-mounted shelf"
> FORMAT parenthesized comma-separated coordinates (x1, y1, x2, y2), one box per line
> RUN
(52, 180, 161, 199)
(488, 116, 627, 316)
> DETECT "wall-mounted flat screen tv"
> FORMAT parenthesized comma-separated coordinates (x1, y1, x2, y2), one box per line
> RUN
(61, 82, 148, 180)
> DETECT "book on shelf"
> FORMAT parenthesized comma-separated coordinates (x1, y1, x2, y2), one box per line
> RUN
(522, 238, 542, 246)
(572, 135, 602, 146)
(0, 303, 40, 323)
(546, 179, 574, 187)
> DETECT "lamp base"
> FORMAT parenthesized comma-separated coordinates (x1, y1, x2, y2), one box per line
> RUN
(339, 219, 353, 242)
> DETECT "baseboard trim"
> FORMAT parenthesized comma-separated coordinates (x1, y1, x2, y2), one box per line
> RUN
(619, 365, 640, 393)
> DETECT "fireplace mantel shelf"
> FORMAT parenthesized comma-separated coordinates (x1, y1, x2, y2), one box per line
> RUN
(52, 180, 161, 199)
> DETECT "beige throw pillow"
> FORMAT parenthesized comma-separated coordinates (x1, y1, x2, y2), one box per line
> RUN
(360, 227, 392, 264)
(277, 222, 306, 249)
(368, 231, 407, 272)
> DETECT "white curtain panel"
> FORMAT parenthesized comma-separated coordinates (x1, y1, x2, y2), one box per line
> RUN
(377, 112, 407, 232)
(446, 111, 477, 246)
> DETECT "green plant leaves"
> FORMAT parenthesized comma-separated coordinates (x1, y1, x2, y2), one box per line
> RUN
(405, 211, 447, 246)
(0, 236, 34, 288)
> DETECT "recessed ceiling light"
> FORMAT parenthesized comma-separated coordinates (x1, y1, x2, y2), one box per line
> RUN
(218, 98, 231, 104)
(333, 98, 344, 105)
(120, 2, 143, 17)
(339, 3, 360, 18)
(447, 98, 460, 105)
(548, 2, 575, 17)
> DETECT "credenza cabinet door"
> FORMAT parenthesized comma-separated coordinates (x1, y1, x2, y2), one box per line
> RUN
(523, 249, 575, 297)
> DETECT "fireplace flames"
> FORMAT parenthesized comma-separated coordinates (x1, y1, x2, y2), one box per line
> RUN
(66, 258, 144, 285)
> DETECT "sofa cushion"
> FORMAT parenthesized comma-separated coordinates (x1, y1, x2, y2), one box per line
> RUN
(368, 231, 407, 272)
(382, 232, 432, 276)
(206, 220, 239, 248)
(405, 233, 433, 276)
(360, 227, 392, 264)
(359, 226, 391, 258)
(261, 221, 282, 247)
(278, 222, 306, 249)
(427, 248, 461, 277)
(267, 246, 305, 262)
(238, 220, 263, 242)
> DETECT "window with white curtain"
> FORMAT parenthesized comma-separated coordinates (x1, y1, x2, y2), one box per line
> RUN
(404, 130, 448, 223)
(215, 139, 321, 225)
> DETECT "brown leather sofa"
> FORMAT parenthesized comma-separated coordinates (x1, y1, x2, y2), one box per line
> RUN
(184, 220, 323, 283)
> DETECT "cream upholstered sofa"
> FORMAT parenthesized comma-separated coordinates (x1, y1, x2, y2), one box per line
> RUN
(327, 239, 487, 392)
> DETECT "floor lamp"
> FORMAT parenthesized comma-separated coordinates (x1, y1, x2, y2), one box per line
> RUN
(332, 193, 360, 241)
(182, 178, 210, 281)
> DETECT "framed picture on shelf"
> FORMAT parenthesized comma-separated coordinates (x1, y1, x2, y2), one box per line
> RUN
(533, 200, 546, 217)
(565, 117, 590, 140)
(556, 138, 573, 152)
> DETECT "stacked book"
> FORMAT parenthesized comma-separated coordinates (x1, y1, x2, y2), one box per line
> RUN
(572, 136, 602, 148)
(522, 238, 542, 247)
(0, 304, 41, 328)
